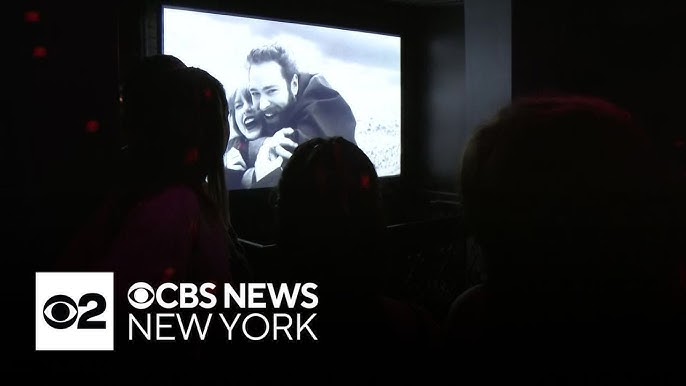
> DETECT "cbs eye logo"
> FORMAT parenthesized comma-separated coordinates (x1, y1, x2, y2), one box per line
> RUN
(43, 293, 106, 329)
(127, 282, 155, 309)
(36, 272, 114, 351)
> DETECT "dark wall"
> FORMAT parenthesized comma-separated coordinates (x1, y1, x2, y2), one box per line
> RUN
(12, 1, 122, 360)
(420, 4, 466, 193)
(419, 0, 512, 194)
(512, 1, 686, 180)
(16, 1, 120, 272)
(463, 0, 511, 178)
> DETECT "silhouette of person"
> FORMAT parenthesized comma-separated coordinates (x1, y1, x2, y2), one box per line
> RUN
(60, 59, 250, 375)
(444, 95, 682, 383)
(273, 137, 439, 380)
(118, 54, 188, 152)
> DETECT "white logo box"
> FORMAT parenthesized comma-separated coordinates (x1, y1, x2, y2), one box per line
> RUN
(35, 272, 114, 351)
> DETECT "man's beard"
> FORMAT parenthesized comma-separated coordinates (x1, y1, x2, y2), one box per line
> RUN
(264, 90, 296, 135)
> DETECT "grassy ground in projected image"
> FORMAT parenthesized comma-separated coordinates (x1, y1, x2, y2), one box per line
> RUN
(355, 116, 401, 177)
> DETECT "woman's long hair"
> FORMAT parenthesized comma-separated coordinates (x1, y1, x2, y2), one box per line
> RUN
(121, 66, 231, 228)
(62, 61, 233, 269)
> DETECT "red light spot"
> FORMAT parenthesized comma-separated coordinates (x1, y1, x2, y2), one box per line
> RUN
(185, 147, 199, 164)
(162, 267, 176, 281)
(33, 46, 47, 59)
(25, 11, 40, 23)
(360, 174, 371, 190)
(674, 139, 685, 149)
(85, 120, 100, 133)
(203, 88, 213, 100)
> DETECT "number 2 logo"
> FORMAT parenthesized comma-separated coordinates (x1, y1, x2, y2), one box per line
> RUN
(42, 293, 107, 329)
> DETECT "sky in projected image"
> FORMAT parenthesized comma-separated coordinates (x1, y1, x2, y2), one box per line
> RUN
(163, 7, 401, 176)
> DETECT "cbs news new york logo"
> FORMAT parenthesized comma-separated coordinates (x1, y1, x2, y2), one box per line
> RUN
(35, 272, 114, 351)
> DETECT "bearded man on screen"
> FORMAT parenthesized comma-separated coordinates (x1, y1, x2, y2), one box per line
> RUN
(244, 43, 357, 185)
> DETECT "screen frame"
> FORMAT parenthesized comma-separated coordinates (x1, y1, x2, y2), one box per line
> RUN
(160, 4, 403, 183)
(133, 0, 423, 241)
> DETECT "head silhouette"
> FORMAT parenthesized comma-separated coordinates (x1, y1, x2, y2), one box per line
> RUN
(277, 137, 384, 289)
(120, 54, 187, 148)
(124, 66, 230, 225)
(461, 95, 668, 315)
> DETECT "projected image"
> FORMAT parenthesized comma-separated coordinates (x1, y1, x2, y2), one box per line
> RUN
(163, 7, 401, 189)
